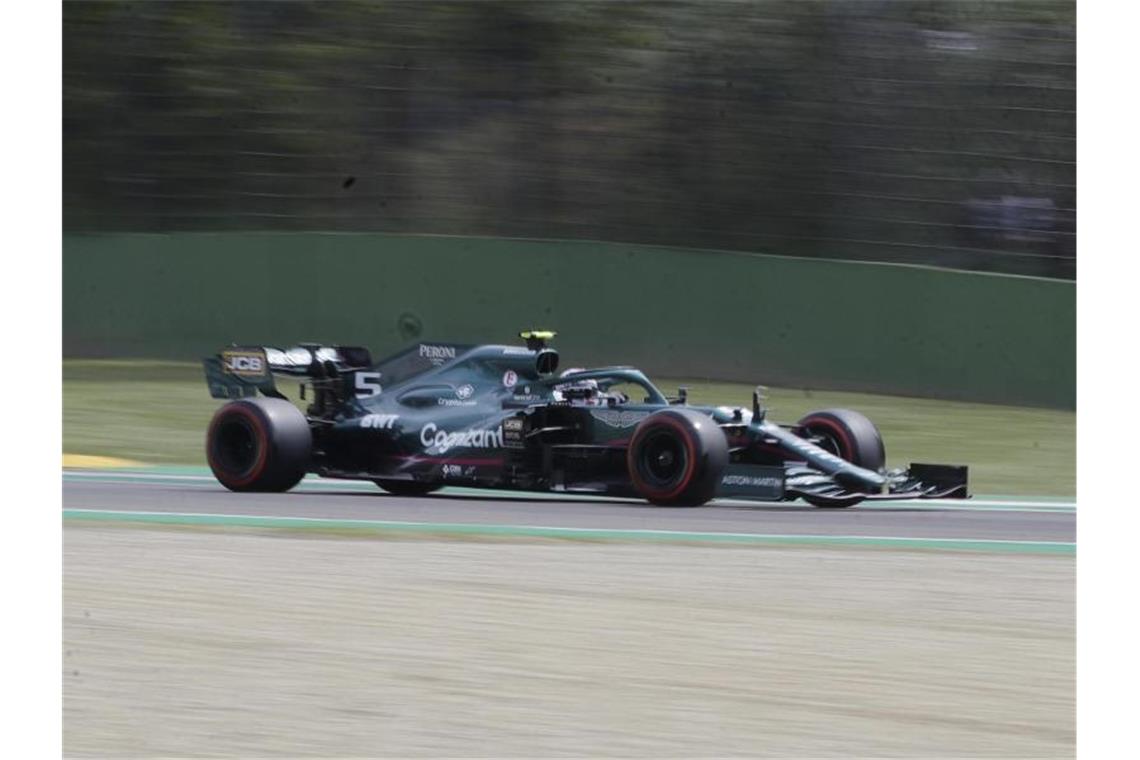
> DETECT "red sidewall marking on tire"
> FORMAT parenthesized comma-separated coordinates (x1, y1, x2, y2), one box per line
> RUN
(800, 415, 855, 463)
(628, 416, 699, 501)
(207, 405, 270, 488)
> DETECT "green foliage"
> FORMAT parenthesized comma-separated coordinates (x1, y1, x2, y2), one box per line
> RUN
(63, 1, 1074, 277)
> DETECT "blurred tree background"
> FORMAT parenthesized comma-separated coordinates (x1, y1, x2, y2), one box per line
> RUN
(63, 1, 1075, 278)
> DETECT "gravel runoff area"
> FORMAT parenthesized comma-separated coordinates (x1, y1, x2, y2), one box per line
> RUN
(64, 526, 1074, 758)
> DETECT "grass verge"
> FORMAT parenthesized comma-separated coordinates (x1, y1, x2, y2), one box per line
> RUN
(63, 360, 1074, 495)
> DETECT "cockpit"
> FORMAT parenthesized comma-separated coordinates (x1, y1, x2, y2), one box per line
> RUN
(553, 368, 668, 406)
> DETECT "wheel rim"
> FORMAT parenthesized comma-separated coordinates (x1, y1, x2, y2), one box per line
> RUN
(638, 430, 689, 489)
(804, 426, 843, 458)
(213, 416, 260, 476)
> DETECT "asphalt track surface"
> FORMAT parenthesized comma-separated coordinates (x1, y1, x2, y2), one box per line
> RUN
(63, 467, 1075, 549)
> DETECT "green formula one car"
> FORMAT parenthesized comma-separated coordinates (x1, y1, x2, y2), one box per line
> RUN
(203, 331, 968, 507)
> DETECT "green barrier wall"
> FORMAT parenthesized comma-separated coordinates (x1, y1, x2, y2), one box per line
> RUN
(63, 233, 1075, 408)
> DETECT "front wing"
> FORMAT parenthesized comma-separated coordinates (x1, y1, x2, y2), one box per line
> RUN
(715, 462, 969, 506)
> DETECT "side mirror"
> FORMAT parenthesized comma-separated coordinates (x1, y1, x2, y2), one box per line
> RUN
(752, 385, 768, 422)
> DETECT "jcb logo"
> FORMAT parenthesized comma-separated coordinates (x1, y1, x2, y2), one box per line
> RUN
(230, 356, 263, 372)
(223, 351, 266, 377)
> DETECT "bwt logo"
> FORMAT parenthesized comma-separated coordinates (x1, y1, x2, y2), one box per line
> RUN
(223, 352, 265, 376)
(360, 414, 399, 430)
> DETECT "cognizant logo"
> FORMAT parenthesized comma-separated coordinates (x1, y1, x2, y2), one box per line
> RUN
(420, 422, 504, 452)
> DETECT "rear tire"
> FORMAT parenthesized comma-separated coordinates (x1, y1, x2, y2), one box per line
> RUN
(373, 479, 441, 497)
(206, 398, 311, 492)
(796, 408, 886, 472)
(628, 408, 728, 506)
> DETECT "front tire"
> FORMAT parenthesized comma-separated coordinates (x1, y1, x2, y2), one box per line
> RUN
(628, 408, 729, 506)
(796, 408, 886, 473)
(206, 398, 311, 492)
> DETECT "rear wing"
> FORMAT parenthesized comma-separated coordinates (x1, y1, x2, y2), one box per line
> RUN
(202, 344, 373, 400)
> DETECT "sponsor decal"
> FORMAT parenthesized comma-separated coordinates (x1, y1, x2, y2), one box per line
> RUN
(360, 414, 399, 429)
(264, 346, 329, 367)
(502, 370, 518, 388)
(718, 465, 785, 498)
(511, 385, 543, 403)
(420, 422, 504, 453)
(442, 464, 479, 479)
(502, 417, 526, 449)
(502, 347, 532, 355)
(721, 474, 783, 488)
(419, 344, 456, 366)
(590, 409, 650, 429)
(222, 350, 266, 377)
(438, 384, 476, 407)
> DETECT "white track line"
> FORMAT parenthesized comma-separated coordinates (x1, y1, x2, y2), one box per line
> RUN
(61, 508, 1075, 549)
(62, 470, 1075, 510)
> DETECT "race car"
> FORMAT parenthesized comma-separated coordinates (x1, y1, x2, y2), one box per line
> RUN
(202, 331, 968, 507)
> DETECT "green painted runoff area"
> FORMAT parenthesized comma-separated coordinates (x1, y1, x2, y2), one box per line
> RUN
(64, 360, 1074, 496)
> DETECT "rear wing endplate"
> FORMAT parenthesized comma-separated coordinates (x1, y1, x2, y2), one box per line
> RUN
(203, 347, 281, 400)
(203, 344, 375, 400)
